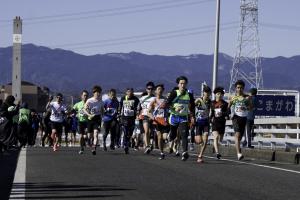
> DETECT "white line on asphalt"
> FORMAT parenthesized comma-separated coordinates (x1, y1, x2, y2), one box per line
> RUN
(190, 153, 300, 175)
(9, 148, 27, 200)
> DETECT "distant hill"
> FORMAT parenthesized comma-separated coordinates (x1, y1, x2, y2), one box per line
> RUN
(0, 44, 299, 95)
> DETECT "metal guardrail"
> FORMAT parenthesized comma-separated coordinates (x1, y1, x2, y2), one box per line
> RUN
(220, 117, 300, 152)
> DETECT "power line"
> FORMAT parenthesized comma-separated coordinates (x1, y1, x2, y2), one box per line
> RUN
(50, 22, 238, 48)
(69, 26, 237, 50)
(14, 24, 236, 54)
(0, 0, 214, 26)
(27, 0, 213, 21)
(260, 23, 300, 31)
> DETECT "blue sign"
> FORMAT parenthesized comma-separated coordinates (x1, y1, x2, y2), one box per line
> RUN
(256, 95, 295, 116)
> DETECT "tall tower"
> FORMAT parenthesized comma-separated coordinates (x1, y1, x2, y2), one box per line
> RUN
(12, 16, 22, 102)
(229, 0, 263, 93)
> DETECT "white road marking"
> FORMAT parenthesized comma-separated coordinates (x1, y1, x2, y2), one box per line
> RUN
(9, 148, 27, 200)
(190, 153, 300, 175)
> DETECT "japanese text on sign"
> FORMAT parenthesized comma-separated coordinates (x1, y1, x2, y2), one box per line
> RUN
(255, 95, 295, 116)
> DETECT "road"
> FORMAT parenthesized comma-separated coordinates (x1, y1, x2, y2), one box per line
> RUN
(1, 146, 300, 200)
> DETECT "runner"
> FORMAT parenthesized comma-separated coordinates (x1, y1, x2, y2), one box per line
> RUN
(30, 109, 40, 146)
(0, 95, 20, 152)
(131, 119, 142, 150)
(83, 86, 104, 155)
(194, 86, 211, 163)
(17, 102, 31, 147)
(228, 80, 252, 160)
(138, 82, 156, 154)
(211, 87, 229, 159)
(166, 76, 195, 161)
(73, 90, 89, 154)
(148, 84, 170, 160)
(103, 89, 119, 151)
(245, 88, 258, 148)
(41, 110, 53, 147)
(46, 93, 67, 152)
(64, 109, 77, 147)
(119, 88, 139, 154)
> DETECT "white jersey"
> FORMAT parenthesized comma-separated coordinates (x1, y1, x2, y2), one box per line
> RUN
(139, 95, 155, 116)
(85, 97, 104, 116)
(151, 97, 167, 118)
(49, 102, 67, 123)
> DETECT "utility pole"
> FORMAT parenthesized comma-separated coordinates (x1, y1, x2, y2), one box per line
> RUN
(12, 16, 22, 103)
(212, 0, 221, 95)
(229, 0, 263, 93)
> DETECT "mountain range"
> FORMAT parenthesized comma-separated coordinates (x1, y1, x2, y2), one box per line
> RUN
(0, 44, 299, 95)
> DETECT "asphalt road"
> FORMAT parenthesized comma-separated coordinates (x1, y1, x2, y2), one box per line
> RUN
(2, 146, 300, 200)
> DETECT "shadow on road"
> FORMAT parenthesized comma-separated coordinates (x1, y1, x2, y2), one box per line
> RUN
(0, 149, 20, 200)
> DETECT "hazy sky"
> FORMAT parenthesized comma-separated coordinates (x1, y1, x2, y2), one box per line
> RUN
(0, 0, 299, 57)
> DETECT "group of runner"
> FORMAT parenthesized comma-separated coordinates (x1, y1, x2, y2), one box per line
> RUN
(0, 75, 254, 162)
(43, 75, 253, 162)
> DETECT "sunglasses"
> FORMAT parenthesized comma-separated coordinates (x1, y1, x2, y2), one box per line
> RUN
(147, 87, 153, 90)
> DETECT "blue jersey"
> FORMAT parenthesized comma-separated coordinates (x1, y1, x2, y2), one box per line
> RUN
(103, 98, 119, 122)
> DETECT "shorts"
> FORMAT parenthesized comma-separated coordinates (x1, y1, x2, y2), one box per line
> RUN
(211, 119, 226, 135)
(169, 114, 188, 126)
(50, 121, 63, 135)
(195, 120, 209, 136)
(232, 115, 247, 135)
(155, 124, 170, 134)
(87, 115, 102, 133)
(78, 121, 88, 134)
(140, 115, 152, 123)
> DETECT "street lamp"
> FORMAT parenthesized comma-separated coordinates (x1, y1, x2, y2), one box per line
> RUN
(212, 0, 221, 98)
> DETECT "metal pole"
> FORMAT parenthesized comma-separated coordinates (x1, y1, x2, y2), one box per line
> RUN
(212, 0, 221, 97)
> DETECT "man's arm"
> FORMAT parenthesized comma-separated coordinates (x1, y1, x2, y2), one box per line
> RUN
(45, 96, 53, 110)
(165, 90, 177, 108)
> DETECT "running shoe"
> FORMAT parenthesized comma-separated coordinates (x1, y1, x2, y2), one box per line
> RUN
(197, 156, 204, 163)
(181, 152, 189, 161)
(216, 153, 222, 160)
(159, 153, 165, 160)
(78, 150, 83, 154)
(237, 153, 244, 160)
(92, 150, 96, 155)
(175, 151, 180, 157)
(53, 145, 58, 152)
(144, 146, 151, 154)
(124, 147, 129, 154)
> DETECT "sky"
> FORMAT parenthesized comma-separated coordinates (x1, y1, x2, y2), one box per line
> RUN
(0, 0, 299, 57)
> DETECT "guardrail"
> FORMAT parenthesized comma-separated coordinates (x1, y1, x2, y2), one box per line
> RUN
(218, 117, 300, 152)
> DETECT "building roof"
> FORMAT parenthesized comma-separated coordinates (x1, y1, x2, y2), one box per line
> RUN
(7, 81, 36, 86)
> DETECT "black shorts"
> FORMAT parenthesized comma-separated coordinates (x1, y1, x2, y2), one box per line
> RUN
(195, 120, 209, 136)
(212, 119, 226, 135)
(155, 124, 170, 134)
(141, 115, 152, 123)
(78, 121, 88, 134)
(50, 121, 63, 134)
(232, 115, 247, 135)
(87, 115, 102, 133)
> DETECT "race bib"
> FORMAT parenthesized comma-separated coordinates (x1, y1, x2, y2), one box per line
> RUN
(214, 108, 222, 117)
(124, 108, 134, 117)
